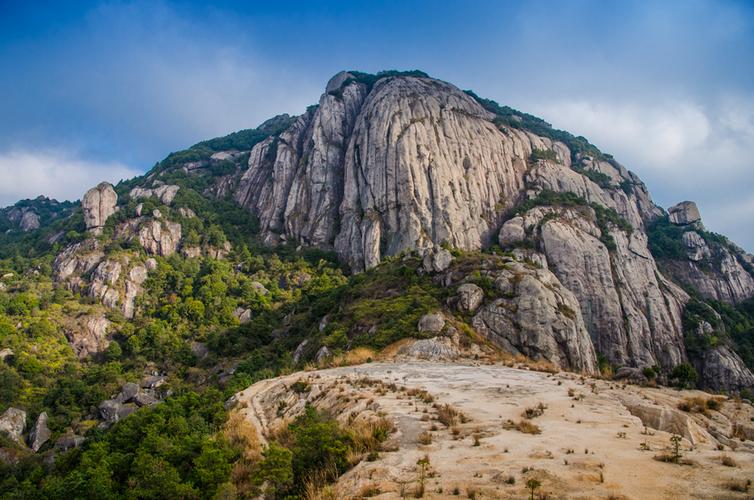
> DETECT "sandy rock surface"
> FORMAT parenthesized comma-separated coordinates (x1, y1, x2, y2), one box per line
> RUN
(233, 361, 754, 499)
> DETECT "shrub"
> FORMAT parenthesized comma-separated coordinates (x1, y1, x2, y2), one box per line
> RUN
(670, 363, 698, 389)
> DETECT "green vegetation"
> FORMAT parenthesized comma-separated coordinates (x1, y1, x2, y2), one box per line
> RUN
(529, 148, 559, 163)
(0, 391, 234, 498)
(253, 405, 391, 498)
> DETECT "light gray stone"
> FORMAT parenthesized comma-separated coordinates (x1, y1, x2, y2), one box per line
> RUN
(457, 283, 484, 313)
(668, 201, 702, 226)
(0, 408, 26, 444)
(418, 312, 445, 334)
(29, 412, 51, 452)
(82, 182, 117, 233)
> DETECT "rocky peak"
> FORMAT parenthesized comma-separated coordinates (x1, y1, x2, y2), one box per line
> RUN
(82, 182, 118, 234)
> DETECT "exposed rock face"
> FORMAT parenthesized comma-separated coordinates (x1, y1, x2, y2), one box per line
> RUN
(682, 231, 711, 262)
(29, 412, 50, 452)
(468, 260, 598, 374)
(668, 201, 702, 226)
(397, 337, 459, 361)
(501, 205, 687, 370)
(129, 184, 180, 205)
(694, 345, 754, 392)
(0, 408, 26, 444)
(19, 211, 40, 231)
(82, 182, 117, 233)
(137, 219, 181, 256)
(65, 315, 111, 359)
(233, 75, 536, 271)
(659, 203, 754, 304)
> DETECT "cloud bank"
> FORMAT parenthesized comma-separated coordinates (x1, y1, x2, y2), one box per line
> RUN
(0, 150, 141, 206)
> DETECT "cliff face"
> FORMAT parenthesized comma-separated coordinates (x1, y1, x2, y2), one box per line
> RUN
(233, 73, 535, 271)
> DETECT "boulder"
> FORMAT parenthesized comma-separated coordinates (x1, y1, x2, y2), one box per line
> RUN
(613, 367, 648, 384)
(55, 433, 85, 451)
(668, 201, 702, 226)
(422, 248, 453, 273)
(695, 345, 754, 393)
(418, 312, 445, 334)
(98, 400, 122, 422)
(132, 392, 159, 407)
(457, 283, 484, 313)
(620, 396, 709, 445)
(82, 182, 117, 233)
(28, 412, 51, 452)
(141, 375, 166, 390)
(116, 382, 140, 403)
(233, 307, 252, 324)
(0, 408, 26, 444)
(498, 216, 526, 247)
(0, 348, 13, 362)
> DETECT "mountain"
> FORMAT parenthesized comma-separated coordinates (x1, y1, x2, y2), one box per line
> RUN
(1, 70, 754, 497)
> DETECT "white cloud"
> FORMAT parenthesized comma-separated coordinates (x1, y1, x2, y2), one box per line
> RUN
(0, 150, 141, 206)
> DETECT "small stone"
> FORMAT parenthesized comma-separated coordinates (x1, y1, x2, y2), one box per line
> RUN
(132, 392, 159, 407)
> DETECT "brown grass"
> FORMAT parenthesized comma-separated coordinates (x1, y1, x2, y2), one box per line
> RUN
(418, 431, 433, 445)
(330, 347, 377, 367)
(437, 404, 463, 427)
(721, 454, 738, 467)
(502, 419, 542, 435)
(348, 416, 395, 453)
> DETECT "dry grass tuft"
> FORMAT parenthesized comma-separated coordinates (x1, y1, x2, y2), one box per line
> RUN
(502, 419, 541, 435)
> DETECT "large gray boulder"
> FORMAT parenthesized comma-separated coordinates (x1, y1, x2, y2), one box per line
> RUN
(456, 283, 484, 313)
(82, 182, 117, 233)
(29, 412, 51, 452)
(0, 408, 26, 444)
(668, 201, 702, 226)
(417, 312, 445, 334)
(422, 248, 453, 274)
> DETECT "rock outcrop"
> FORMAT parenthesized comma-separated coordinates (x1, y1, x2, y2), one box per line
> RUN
(660, 203, 754, 304)
(498, 205, 688, 370)
(232, 74, 538, 271)
(65, 315, 111, 359)
(668, 201, 702, 226)
(28, 412, 50, 452)
(129, 184, 180, 205)
(0, 408, 26, 445)
(467, 259, 598, 374)
(82, 182, 117, 233)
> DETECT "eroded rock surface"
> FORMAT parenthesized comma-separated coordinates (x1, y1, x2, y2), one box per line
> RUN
(82, 182, 117, 233)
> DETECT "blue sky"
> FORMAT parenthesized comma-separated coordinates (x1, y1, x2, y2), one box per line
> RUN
(1, 0, 753, 250)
